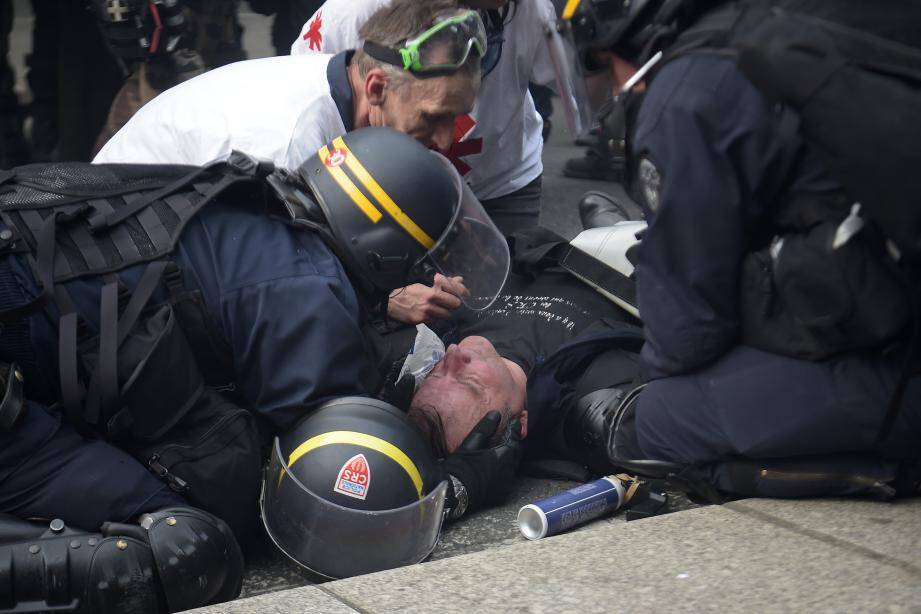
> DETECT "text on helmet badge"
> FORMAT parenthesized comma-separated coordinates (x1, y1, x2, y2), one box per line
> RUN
(334, 453, 371, 500)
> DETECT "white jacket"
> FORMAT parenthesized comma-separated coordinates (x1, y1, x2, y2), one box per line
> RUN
(95, 54, 347, 171)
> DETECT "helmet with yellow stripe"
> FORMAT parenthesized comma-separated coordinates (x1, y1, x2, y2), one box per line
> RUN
(298, 126, 510, 311)
(260, 396, 448, 580)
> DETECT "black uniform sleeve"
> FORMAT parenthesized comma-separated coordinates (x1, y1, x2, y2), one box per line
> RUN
(177, 205, 372, 432)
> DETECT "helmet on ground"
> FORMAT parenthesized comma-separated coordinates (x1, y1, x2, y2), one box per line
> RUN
(260, 397, 449, 580)
(297, 127, 510, 310)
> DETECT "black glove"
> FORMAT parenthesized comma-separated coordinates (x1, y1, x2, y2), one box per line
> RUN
(442, 410, 523, 519)
(376, 359, 415, 411)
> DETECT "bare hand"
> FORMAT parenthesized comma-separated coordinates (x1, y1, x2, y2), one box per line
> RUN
(387, 274, 468, 324)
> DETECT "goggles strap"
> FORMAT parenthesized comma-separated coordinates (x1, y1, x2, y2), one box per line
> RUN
(363, 41, 407, 70)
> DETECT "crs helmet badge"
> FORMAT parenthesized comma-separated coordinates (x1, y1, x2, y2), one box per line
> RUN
(325, 148, 348, 167)
(637, 156, 661, 213)
(334, 454, 371, 500)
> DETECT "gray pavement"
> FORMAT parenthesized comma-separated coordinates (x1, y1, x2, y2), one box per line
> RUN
(196, 497, 921, 613)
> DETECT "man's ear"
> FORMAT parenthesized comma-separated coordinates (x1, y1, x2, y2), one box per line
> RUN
(365, 68, 388, 107)
(519, 410, 528, 439)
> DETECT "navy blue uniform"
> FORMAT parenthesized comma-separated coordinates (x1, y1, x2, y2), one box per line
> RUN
(630, 54, 920, 495)
(0, 199, 371, 529)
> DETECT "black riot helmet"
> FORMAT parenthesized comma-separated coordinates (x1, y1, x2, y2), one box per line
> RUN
(554, 0, 716, 63)
(295, 127, 510, 311)
(260, 397, 449, 580)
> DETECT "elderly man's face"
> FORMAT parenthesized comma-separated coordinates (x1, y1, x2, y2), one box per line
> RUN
(372, 71, 477, 152)
(410, 336, 527, 453)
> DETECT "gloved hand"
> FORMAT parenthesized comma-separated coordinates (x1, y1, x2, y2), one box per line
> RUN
(442, 410, 523, 519)
(376, 360, 415, 411)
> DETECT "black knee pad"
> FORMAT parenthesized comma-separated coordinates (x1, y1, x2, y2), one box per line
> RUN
(0, 507, 243, 614)
(0, 520, 162, 613)
(138, 507, 244, 613)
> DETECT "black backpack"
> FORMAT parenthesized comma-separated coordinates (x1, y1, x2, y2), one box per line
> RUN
(729, 1, 921, 262)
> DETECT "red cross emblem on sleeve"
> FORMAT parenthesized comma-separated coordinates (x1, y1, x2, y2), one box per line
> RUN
(303, 11, 323, 51)
(443, 114, 483, 176)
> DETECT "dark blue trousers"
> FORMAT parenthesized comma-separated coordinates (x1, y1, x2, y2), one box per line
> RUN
(0, 401, 184, 531)
(636, 346, 921, 497)
(0, 255, 183, 531)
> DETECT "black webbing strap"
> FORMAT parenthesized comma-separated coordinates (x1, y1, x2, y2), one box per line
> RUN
(97, 282, 120, 424)
(362, 41, 405, 69)
(0, 209, 74, 323)
(558, 245, 638, 311)
(80, 260, 169, 429)
(91, 165, 216, 230)
(58, 312, 82, 420)
(161, 262, 237, 389)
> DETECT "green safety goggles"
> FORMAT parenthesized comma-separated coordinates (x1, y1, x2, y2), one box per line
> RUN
(363, 10, 487, 78)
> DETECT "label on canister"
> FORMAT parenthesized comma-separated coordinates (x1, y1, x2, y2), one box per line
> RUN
(517, 476, 625, 540)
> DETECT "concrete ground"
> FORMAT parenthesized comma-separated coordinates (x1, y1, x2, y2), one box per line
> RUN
(8, 5, 921, 612)
(196, 497, 921, 613)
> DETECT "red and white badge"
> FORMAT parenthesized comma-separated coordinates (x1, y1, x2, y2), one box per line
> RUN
(333, 453, 371, 500)
(325, 147, 348, 167)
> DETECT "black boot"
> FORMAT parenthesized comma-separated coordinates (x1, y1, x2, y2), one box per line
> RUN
(563, 145, 625, 182)
(578, 190, 630, 229)
(558, 383, 649, 476)
(892, 458, 921, 497)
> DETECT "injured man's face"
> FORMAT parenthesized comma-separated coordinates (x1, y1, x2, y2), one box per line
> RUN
(409, 336, 528, 454)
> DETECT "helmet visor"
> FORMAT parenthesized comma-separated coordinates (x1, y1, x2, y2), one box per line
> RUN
(261, 439, 448, 580)
(418, 155, 510, 311)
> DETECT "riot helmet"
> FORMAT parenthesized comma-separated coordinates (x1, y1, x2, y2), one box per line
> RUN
(91, 0, 189, 63)
(261, 397, 449, 579)
(554, 0, 715, 64)
(296, 127, 510, 310)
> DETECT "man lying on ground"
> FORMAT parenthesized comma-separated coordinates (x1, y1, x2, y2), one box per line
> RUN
(381, 220, 921, 504)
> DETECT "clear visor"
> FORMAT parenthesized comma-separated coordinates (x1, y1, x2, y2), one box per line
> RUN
(260, 439, 448, 580)
(414, 11, 487, 71)
(418, 155, 510, 311)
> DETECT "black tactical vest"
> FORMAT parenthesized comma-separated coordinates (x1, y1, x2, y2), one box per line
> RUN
(0, 153, 288, 436)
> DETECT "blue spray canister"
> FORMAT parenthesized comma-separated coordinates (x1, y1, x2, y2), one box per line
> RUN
(517, 476, 630, 540)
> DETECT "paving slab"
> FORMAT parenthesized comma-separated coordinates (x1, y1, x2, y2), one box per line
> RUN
(189, 585, 358, 614)
(198, 502, 921, 614)
(726, 497, 921, 574)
